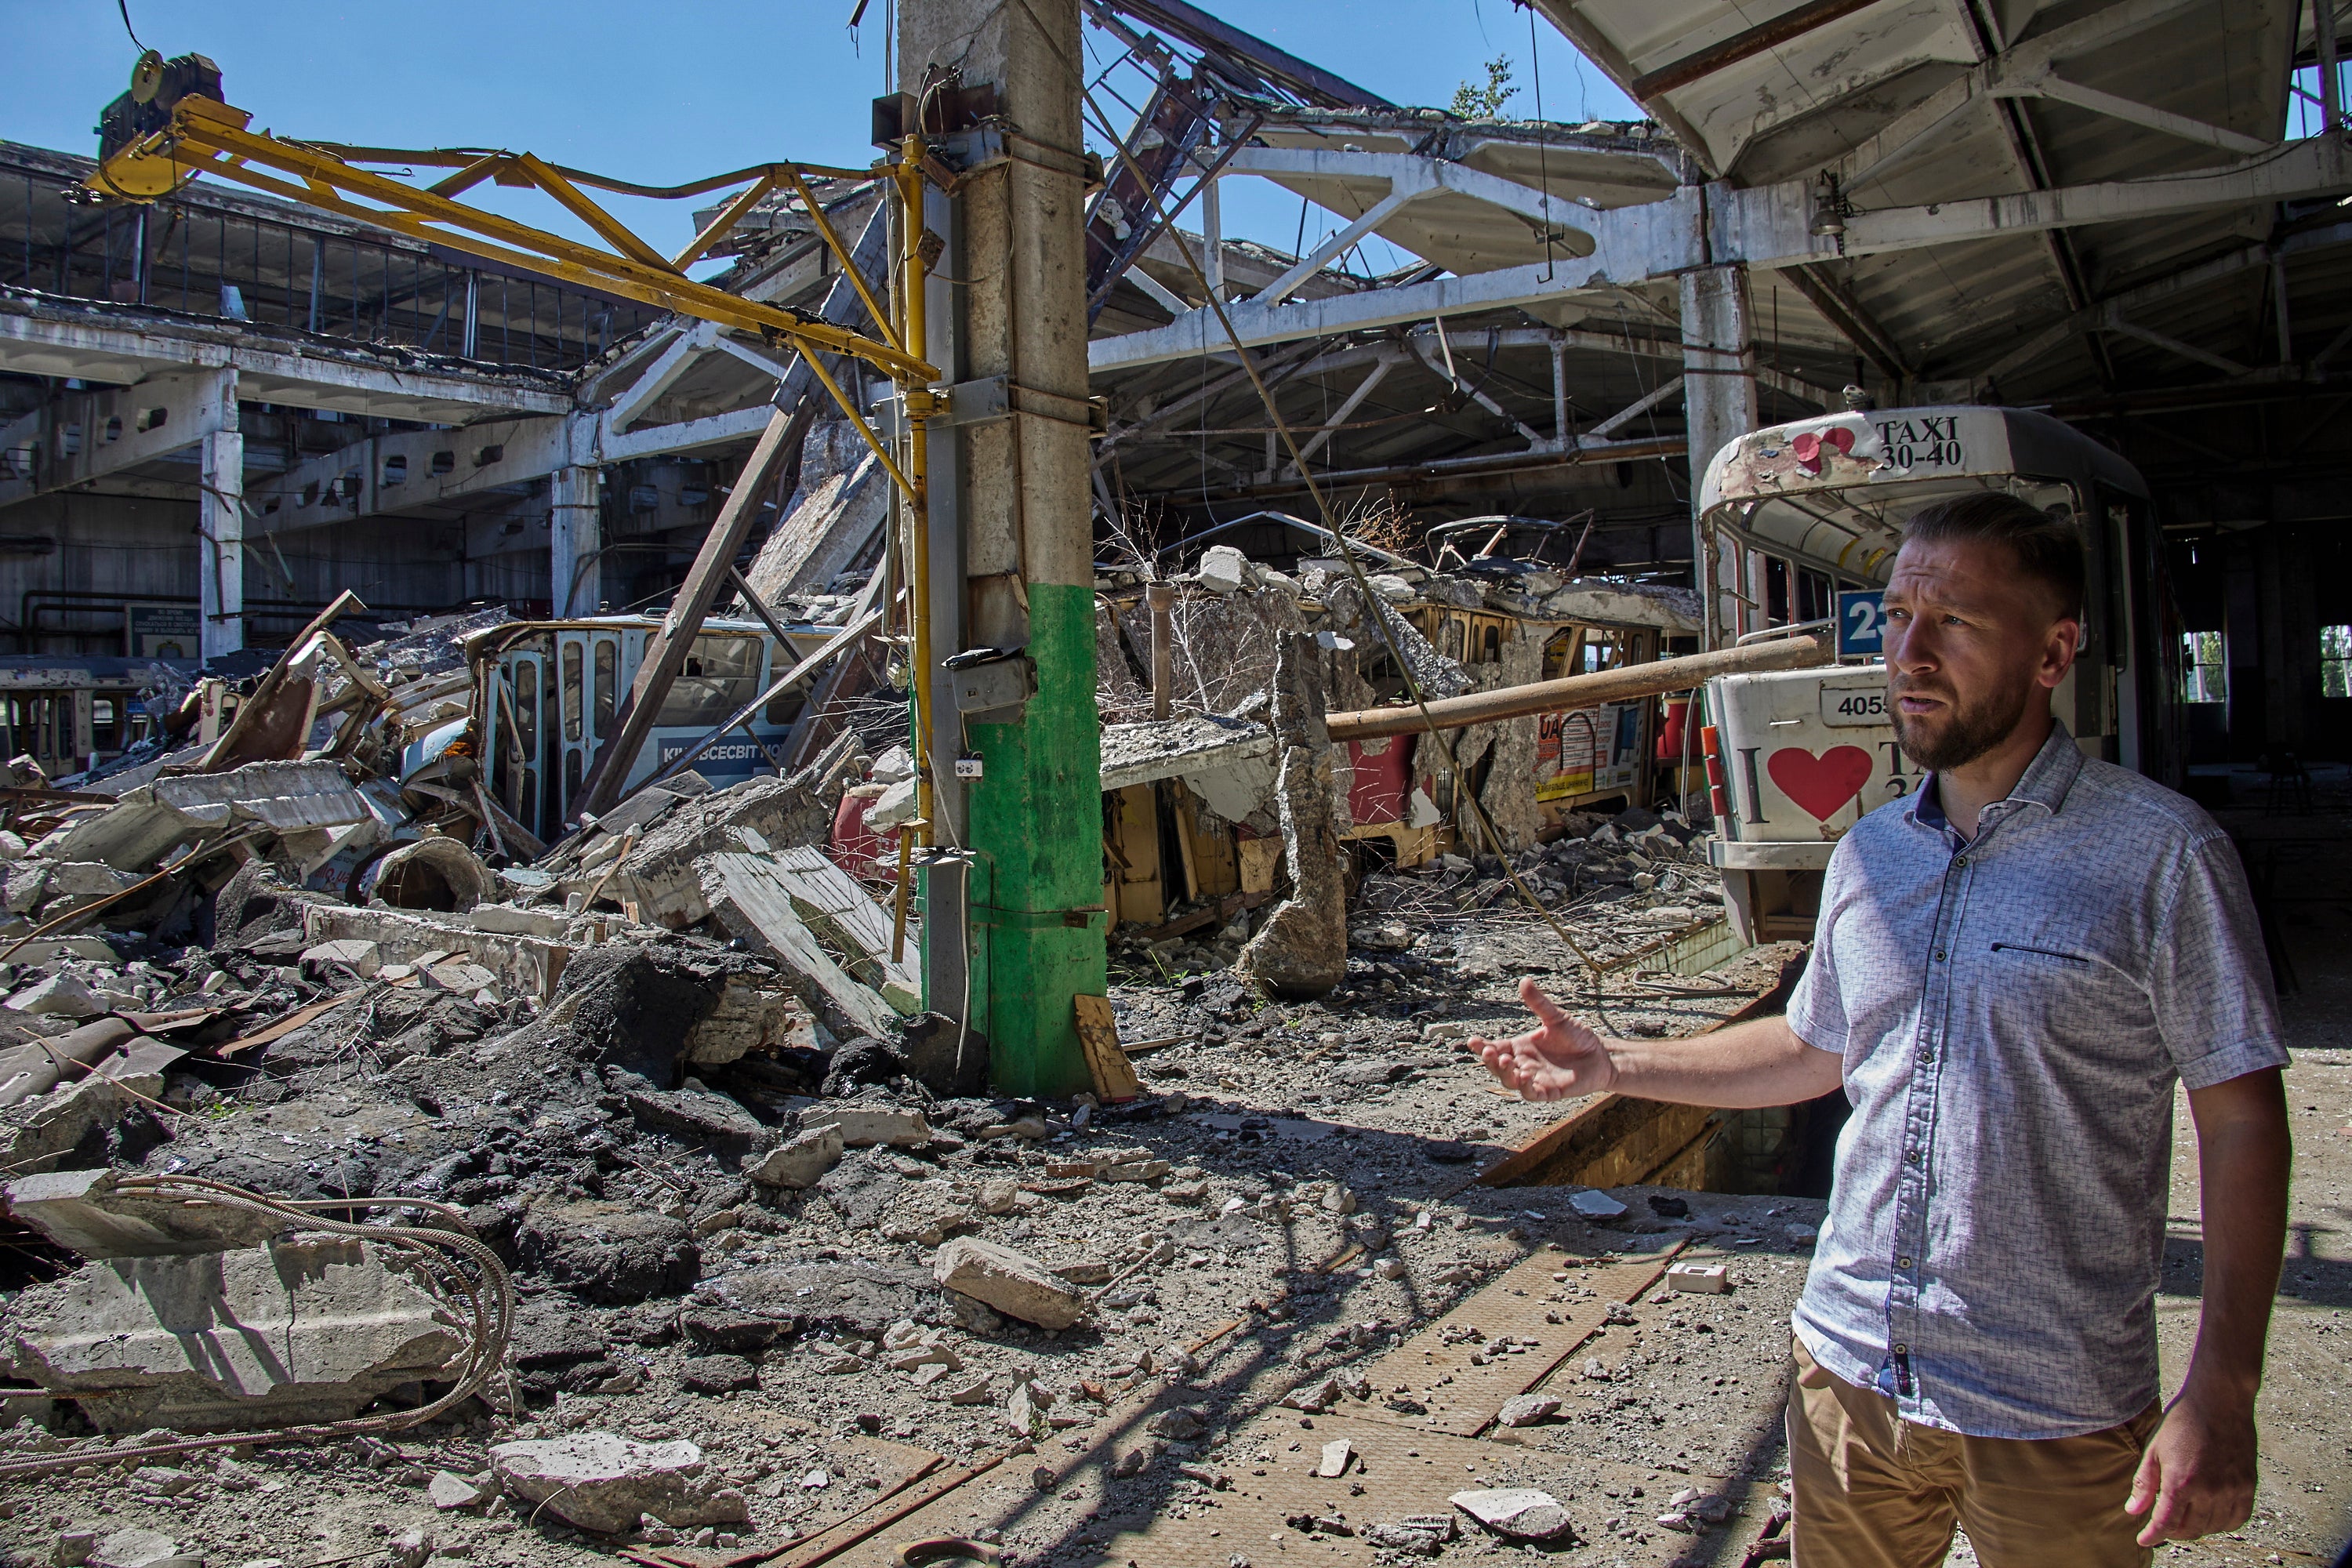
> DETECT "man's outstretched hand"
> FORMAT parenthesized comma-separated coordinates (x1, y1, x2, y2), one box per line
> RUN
(1468, 978, 1621, 1102)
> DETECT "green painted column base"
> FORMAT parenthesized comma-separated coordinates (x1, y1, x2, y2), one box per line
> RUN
(960, 579, 1105, 1099)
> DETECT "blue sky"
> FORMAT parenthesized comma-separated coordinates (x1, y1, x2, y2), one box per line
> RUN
(1, 0, 1636, 266)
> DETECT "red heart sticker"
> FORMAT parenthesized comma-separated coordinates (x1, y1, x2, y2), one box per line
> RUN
(1767, 745, 1875, 820)
(1821, 426, 1855, 456)
(1791, 431, 1821, 466)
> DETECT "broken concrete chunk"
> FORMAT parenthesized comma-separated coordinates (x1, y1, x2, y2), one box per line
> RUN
(1496, 1393, 1560, 1428)
(427, 1471, 488, 1511)
(626, 1087, 771, 1158)
(1, 1235, 466, 1432)
(1195, 546, 1248, 594)
(1147, 1406, 1206, 1442)
(931, 1238, 1084, 1330)
(514, 1202, 699, 1305)
(464, 902, 572, 938)
(1, 1038, 182, 1176)
(1005, 1381, 1047, 1438)
(678, 1353, 760, 1394)
(801, 1105, 931, 1148)
(488, 1432, 750, 1534)
(3, 1168, 284, 1259)
(1280, 1376, 1341, 1413)
(685, 978, 804, 1068)
(5, 972, 103, 1019)
(1568, 1189, 1628, 1220)
(742, 1124, 844, 1189)
(1096, 1158, 1171, 1183)
(1365, 1516, 1458, 1552)
(1316, 1439, 1354, 1478)
(85, 1530, 187, 1568)
(1451, 1488, 1575, 1542)
(299, 938, 381, 978)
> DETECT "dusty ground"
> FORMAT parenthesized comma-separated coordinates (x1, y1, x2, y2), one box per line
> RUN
(0, 870, 1809, 1568)
(4, 801, 2345, 1568)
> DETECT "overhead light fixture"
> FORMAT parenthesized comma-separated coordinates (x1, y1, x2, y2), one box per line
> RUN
(1809, 172, 1847, 241)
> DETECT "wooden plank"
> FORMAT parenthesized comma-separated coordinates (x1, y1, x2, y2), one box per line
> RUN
(811, 1396, 1725, 1568)
(1338, 1243, 1682, 1437)
(702, 852, 898, 1040)
(1073, 993, 1143, 1102)
(1174, 783, 1240, 898)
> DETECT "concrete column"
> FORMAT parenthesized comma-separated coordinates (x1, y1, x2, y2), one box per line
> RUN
(1680, 263, 1759, 647)
(904, 0, 1104, 1098)
(550, 466, 601, 616)
(198, 426, 245, 661)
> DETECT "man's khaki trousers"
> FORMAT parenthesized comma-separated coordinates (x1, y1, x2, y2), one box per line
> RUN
(1786, 1338, 2162, 1568)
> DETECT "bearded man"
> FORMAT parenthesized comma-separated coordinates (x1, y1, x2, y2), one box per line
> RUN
(1471, 492, 2288, 1567)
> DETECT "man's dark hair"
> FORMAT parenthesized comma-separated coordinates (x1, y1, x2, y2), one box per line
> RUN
(1900, 490, 2085, 621)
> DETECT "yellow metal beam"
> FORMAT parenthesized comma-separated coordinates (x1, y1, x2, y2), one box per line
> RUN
(87, 97, 938, 388)
(670, 172, 776, 270)
(782, 163, 901, 354)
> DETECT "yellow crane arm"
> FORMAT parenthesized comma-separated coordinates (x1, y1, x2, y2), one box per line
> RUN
(82, 95, 939, 393)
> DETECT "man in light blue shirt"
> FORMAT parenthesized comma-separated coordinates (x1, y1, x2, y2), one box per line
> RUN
(1472, 492, 2288, 1566)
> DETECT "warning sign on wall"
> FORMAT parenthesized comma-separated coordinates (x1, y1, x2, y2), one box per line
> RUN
(129, 604, 200, 660)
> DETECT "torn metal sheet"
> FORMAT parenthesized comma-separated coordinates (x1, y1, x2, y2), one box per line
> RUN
(1342, 1243, 1685, 1437)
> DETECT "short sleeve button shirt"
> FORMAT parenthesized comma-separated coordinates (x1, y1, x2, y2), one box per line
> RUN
(1784, 721, 2288, 1439)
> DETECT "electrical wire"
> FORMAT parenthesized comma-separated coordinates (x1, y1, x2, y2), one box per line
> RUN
(116, 0, 144, 52)
(0, 1175, 513, 1481)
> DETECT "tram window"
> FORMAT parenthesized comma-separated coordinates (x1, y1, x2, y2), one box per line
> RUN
(2324, 625, 2351, 700)
(92, 698, 118, 753)
(592, 641, 617, 738)
(564, 746, 583, 809)
(657, 636, 763, 727)
(764, 687, 800, 727)
(2181, 632, 2227, 704)
(561, 643, 583, 742)
(515, 677, 539, 756)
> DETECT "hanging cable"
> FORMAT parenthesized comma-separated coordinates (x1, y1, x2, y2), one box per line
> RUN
(117, 0, 145, 51)
(1525, 0, 1558, 283)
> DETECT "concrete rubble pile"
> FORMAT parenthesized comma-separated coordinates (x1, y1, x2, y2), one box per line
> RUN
(1085, 535, 1722, 999)
(0, 539, 1778, 1568)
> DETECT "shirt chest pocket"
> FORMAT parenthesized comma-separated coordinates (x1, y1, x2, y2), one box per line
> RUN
(1987, 941, 2093, 968)
(1976, 924, 2144, 1015)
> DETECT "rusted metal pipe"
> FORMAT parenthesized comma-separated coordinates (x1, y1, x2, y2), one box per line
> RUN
(1323, 634, 1830, 742)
